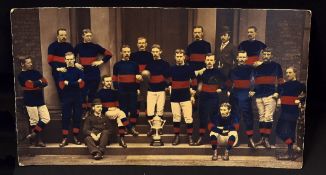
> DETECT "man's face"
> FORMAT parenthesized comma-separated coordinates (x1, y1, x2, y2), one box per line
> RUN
(236, 52, 248, 65)
(205, 55, 216, 69)
(286, 68, 296, 81)
(121, 47, 131, 60)
(220, 106, 231, 118)
(247, 28, 256, 40)
(220, 33, 230, 43)
(23, 58, 33, 70)
(65, 54, 75, 67)
(175, 53, 185, 65)
(262, 51, 272, 61)
(92, 104, 103, 115)
(193, 28, 203, 40)
(137, 38, 147, 51)
(151, 48, 162, 59)
(102, 77, 112, 89)
(57, 30, 67, 43)
(82, 32, 92, 43)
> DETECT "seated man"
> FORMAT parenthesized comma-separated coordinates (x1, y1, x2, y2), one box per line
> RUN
(210, 103, 239, 161)
(83, 99, 113, 160)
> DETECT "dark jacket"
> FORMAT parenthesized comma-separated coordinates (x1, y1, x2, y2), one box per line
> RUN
(83, 113, 113, 136)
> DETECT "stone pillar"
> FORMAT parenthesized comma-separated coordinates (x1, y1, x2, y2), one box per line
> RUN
(194, 9, 217, 53)
(238, 10, 267, 44)
(90, 8, 121, 77)
(39, 8, 71, 109)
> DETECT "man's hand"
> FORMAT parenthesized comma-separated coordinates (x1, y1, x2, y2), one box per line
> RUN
(272, 93, 279, 99)
(77, 79, 82, 83)
(253, 60, 263, 67)
(295, 99, 300, 105)
(137, 89, 140, 96)
(75, 63, 84, 70)
(195, 68, 206, 76)
(216, 89, 222, 93)
(96, 133, 101, 141)
(227, 91, 231, 97)
(168, 86, 172, 95)
(64, 80, 69, 85)
(191, 96, 196, 105)
(136, 75, 143, 81)
(190, 89, 196, 96)
(91, 133, 97, 141)
(56, 67, 67, 72)
(277, 98, 281, 107)
(91, 60, 104, 67)
(249, 91, 255, 97)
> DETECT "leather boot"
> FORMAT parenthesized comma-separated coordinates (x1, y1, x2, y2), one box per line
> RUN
(263, 137, 271, 149)
(222, 149, 229, 161)
(59, 138, 68, 147)
(73, 135, 82, 145)
(119, 136, 127, 148)
(188, 135, 195, 146)
(194, 136, 203, 146)
(26, 131, 37, 141)
(248, 137, 256, 149)
(147, 128, 154, 137)
(172, 134, 180, 145)
(128, 127, 139, 137)
(35, 133, 46, 147)
(212, 149, 218, 161)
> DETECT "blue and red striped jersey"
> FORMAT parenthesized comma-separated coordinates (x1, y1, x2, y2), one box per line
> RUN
(229, 64, 254, 92)
(198, 68, 227, 99)
(48, 41, 74, 69)
(58, 67, 85, 95)
(96, 88, 119, 113)
(279, 80, 306, 120)
(186, 40, 211, 71)
(253, 61, 283, 98)
(74, 42, 112, 79)
(18, 70, 48, 106)
(130, 51, 153, 73)
(145, 59, 170, 92)
(113, 60, 139, 92)
(211, 113, 238, 134)
(238, 40, 266, 65)
(168, 64, 197, 102)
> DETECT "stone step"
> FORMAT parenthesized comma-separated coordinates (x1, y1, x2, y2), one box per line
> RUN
(18, 143, 287, 157)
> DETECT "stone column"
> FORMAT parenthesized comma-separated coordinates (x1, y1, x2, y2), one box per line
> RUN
(39, 8, 71, 110)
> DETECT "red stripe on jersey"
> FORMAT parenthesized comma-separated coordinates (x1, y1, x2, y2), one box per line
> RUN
(79, 57, 97, 65)
(150, 75, 165, 83)
(118, 75, 136, 83)
(281, 96, 298, 105)
(255, 76, 276, 85)
(245, 56, 259, 65)
(233, 80, 251, 89)
(171, 81, 190, 89)
(201, 84, 219, 93)
(189, 54, 206, 62)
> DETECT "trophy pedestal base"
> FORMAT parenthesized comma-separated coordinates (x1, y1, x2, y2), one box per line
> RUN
(150, 140, 164, 146)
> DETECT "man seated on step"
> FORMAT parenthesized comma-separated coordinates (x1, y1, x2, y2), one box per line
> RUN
(210, 102, 238, 161)
(96, 75, 135, 148)
(83, 98, 113, 160)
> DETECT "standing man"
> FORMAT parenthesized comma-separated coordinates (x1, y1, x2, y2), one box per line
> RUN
(195, 53, 228, 146)
(215, 26, 237, 76)
(58, 52, 85, 147)
(47, 28, 74, 101)
(250, 48, 284, 149)
(96, 75, 134, 148)
(74, 29, 113, 116)
(18, 57, 50, 147)
(112, 45, 142, 136)
(83, 99, 113, 160)
(238, 26, 267, 65)
(168, 49, 197, 146)
(130, 37, 154, 118)
(143, 44, 170, 136)
(228, 50, 256, 149)
(210, 103, 239, 161)
(276, 67, 305, 160)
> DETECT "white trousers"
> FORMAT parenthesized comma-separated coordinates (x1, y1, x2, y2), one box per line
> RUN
(209, 130, 239, 146)
(26, 105, 50, 126)
(171, 101, 193, 124)
(105, 108, 126, 127)
(147, 91, 166, 116)
(256, 95, 277, 122)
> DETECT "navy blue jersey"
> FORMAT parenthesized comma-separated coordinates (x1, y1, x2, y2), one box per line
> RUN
(18, 70, 48, 106)
(168, 64, 197, 102)
(145, 59, 170, 92)
(211, 113, 238, 134)
(113, 60, 140, 92)
(198, 68, 227, 99)
(229, 64, 254, 93)
(186, 40, 211, 71)
(238, 40, 266, 65)
(253, 61, 283, 98)
(130, 51, 153, 73)
(58, 67, 85, 96)
(48, 41, 74, 69)
(96, 88, 119, 113)
(279, 80, 306, 121)
(74, 42, 112, 80)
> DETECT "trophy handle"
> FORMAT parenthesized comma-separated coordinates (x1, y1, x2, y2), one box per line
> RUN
(161, 119, 166, 127)
(148, 120, 153, 127)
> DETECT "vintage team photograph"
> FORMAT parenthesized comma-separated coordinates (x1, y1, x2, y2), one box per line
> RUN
(11, 7, 311, 168)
